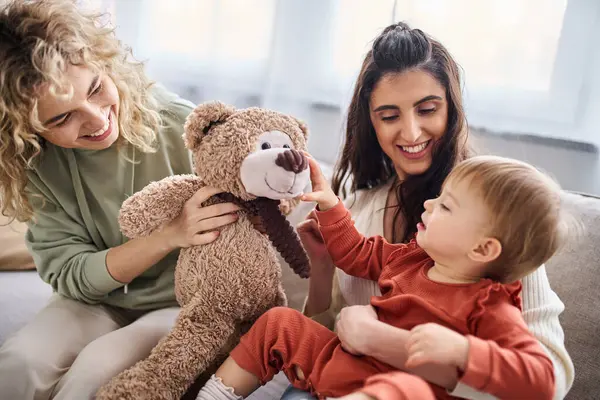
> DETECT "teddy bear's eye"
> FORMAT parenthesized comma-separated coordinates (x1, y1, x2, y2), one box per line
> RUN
(261, 142, 272, 150)
(283, 144, 291, 149)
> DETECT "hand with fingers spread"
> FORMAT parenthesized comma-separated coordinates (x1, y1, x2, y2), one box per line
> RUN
(162, 186, 241, 249)
(300, 153, 339, 211)
(405, 323, 469, 371)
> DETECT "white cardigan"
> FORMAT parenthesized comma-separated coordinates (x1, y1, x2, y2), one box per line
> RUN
(337, 181, 574, 400)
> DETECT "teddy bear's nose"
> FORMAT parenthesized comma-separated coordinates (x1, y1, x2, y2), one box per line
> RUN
(275, 149, 308, 174)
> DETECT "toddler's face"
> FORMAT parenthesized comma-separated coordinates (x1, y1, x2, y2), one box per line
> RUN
(36, 65, 120, 150)
(416, 177, 492, 266)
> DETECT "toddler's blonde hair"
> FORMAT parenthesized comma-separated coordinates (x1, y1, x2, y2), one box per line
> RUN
(446, 155, 571, 283)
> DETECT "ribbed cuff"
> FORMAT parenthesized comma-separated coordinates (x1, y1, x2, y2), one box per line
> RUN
(460, 336, 491, 391)
(314, 199, 348, 226)
(83, 249, 124, 294)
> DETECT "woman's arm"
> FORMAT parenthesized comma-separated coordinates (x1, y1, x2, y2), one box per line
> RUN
(105, 228, 180, 284)
(26, 176, 240, 300)
(112, 178, 241, 283)
(296, 210, 337, 323)
(520, 265, 574, 399)
(303, 258, 336, 318)
(106, 196, 237, 284)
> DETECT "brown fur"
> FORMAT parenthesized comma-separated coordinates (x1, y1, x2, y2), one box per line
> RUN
(218, 192, 310, 278)
(96, 102, 310, 400)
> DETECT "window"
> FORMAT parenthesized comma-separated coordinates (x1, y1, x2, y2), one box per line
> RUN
(85, 0, 598, 144)
(394, 0, 568, 92)
(142, 0, 275, 64)
(331, 0, 395, 78)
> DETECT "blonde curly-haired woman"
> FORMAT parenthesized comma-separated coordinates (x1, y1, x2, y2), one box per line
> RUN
(0, 1, 241, 398)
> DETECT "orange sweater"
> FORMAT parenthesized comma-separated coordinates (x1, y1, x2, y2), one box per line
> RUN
(315, 201, 555, 399)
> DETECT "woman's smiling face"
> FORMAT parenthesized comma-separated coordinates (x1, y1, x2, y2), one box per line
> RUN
(369, 69, 448, 179)
(36, 65, 120, 150)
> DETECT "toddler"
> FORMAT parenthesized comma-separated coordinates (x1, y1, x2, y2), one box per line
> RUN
(197, 155, 568, 400)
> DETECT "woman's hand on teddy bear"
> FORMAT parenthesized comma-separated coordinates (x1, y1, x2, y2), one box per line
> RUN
(162, 186, 241, 249)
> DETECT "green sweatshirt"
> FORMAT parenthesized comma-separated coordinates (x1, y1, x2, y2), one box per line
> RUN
(25, 85, 194, 310)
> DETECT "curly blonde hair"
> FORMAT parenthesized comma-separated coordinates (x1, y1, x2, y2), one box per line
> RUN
(0, 0, 161, 222)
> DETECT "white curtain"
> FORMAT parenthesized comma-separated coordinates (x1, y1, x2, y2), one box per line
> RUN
(80, 0, 600, 161)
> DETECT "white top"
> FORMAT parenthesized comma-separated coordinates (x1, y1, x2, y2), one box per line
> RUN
(338, 181, 574, 400)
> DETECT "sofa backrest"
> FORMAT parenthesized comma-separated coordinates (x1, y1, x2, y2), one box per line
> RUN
(546, 192, 600, 399)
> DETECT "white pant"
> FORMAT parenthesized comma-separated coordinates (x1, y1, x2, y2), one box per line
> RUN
(0, 294, 179, 400)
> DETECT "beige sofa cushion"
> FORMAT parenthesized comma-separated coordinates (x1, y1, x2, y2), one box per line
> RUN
(546, 192, 600, 400)
(0, 215, 35, 271)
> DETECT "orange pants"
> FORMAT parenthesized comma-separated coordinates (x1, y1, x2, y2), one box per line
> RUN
(230, 307, 437, 399)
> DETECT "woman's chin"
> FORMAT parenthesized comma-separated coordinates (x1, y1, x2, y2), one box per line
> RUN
(394, 159, 432, 178)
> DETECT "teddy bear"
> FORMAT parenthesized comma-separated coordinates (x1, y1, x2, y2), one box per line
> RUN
(96, 101, 311, 400)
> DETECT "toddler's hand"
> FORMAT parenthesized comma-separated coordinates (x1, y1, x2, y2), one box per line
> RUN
(300, 153, 338, 211)
(405, 323, 469, 370)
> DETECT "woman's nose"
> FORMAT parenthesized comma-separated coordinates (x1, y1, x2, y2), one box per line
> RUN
(85, 107, 107, 131)
(401, 115, 421, 143)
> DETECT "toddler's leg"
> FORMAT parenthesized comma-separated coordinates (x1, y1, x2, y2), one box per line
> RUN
(198, 307, 337, 399)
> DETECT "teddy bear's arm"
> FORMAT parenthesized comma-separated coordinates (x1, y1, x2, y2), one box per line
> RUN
(119, 174, 205, 239)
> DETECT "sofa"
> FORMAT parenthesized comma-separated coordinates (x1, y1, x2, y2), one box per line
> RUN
(1, 190, 599, 399)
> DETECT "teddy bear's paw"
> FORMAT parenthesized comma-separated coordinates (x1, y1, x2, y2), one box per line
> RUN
(96, 368, 175, 400)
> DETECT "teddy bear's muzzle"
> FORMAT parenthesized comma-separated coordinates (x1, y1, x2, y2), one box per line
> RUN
(275, 149, 308, 174)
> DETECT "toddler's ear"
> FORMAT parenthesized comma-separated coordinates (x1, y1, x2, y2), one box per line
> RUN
(470, 237, 502, 264)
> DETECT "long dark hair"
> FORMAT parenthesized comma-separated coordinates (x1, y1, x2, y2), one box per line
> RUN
(332, 22, 471, 243)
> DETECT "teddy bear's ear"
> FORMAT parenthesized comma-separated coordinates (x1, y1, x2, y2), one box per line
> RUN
(292, 116, 309, 140)
(183, 101, 236, 151)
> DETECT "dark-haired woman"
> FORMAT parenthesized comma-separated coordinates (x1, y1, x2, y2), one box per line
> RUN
(284, 22, 573, 400)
